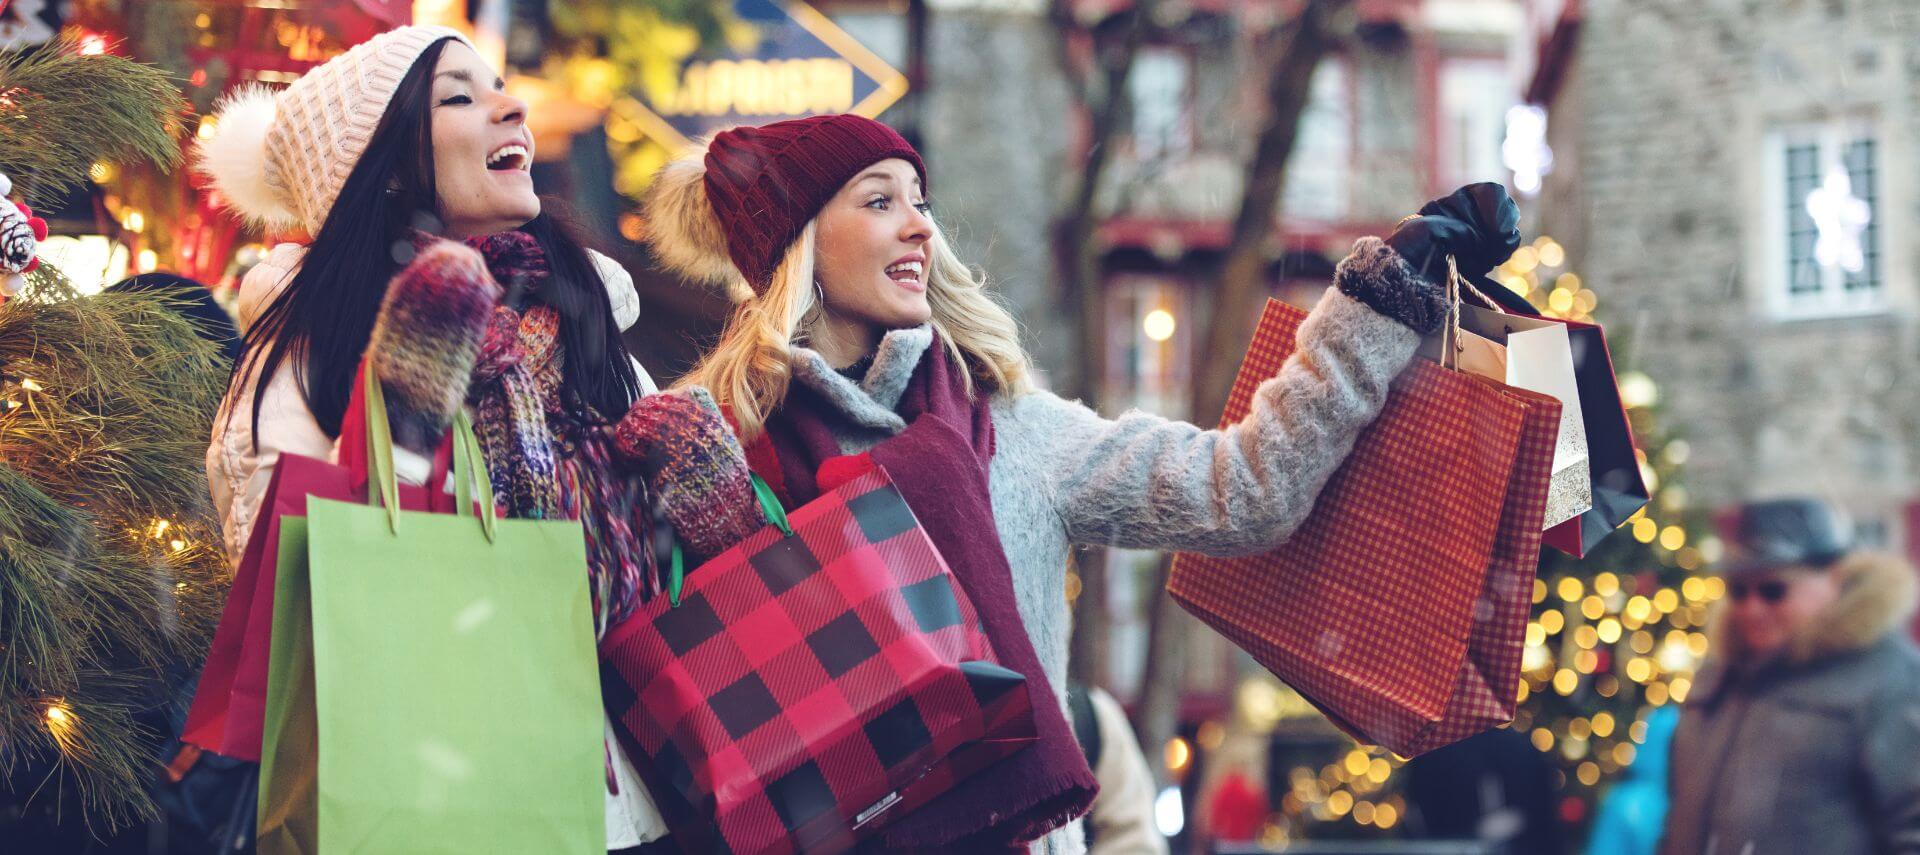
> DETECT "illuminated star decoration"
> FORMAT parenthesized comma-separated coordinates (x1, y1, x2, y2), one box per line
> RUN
(1805, 166, 1871, 273)
(1503, 105, 1554, 196)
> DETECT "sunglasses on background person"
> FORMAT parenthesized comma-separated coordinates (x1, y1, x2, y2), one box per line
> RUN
(1728, 579, 1790, 604)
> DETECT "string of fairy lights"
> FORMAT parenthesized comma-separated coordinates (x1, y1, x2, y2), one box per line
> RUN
(2, 371, 200, 745)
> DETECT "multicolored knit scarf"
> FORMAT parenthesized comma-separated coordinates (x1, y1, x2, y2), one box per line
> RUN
(462, 232, 655, 632)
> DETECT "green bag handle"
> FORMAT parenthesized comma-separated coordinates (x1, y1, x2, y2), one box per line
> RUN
(668, 473, 790, 607)
(361, 363, 498, 542)
(450, 409, 499, 543)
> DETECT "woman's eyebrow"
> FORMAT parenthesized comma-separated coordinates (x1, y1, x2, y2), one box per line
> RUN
(433, 69, 504, 87)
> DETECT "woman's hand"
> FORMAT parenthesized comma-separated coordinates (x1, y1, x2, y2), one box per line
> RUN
(613, 387, 764, 560)
(367, 240, 500, 454)
(461, 230, 550, 299)
(1385, 182, 1524, 286)
(1337, 182, 1523, 334)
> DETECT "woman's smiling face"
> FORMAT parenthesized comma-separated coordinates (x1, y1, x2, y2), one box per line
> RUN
(428, 41, 539, 238)
(812, 157, 935, 332)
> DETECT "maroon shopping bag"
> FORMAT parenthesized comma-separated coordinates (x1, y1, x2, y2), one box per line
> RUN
(599, 465, 1036, 855)
(182, 364, 453, 761)
(1170, 298, 1560, 757)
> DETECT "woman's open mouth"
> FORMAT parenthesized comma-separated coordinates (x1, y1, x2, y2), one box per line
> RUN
(486, 142, 531, 173)
(885, 255, 925, 291)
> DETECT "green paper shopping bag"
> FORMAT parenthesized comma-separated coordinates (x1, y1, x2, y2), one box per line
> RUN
(257, 364, 605, 853)
(259, 514, 319, 854)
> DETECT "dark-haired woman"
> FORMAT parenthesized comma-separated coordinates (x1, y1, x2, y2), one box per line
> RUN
(198, 26, 669, 849)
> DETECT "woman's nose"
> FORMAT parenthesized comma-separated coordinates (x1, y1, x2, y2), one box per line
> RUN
(902, 206, 932, 243)
(491, 92, 527, 126)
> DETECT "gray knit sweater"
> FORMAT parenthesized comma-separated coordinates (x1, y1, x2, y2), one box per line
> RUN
(784, 238, 1423, 855)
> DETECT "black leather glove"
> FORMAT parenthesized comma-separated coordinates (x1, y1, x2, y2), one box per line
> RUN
(1385, 182, 1523, 286)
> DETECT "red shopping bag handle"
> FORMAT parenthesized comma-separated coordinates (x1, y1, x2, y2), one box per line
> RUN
(340, 359, 458, 510)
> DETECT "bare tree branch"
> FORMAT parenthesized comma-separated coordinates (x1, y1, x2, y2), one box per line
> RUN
(1131, 0, 1354, 775)
(1195, 0, 1352, 424)
(1052, 0, 1160, 691)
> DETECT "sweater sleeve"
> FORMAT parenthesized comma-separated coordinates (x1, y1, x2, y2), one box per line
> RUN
(1025, 242, 1422, 556)
(206, 359, 336, 566)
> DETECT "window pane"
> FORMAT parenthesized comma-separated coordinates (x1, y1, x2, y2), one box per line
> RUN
(1784, 143, 1822, 295)
(1284, 61, 1351, 222)
(1438, 60, 1513, 190)
(1843, 138, 1880, 292)
(1129, 47, 1191, 162)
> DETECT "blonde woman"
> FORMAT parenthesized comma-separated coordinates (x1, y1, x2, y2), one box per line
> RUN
(643, 114, 1520, 854)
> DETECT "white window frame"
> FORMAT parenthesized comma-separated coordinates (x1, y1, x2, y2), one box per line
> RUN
(1760, 120, 1889, 321)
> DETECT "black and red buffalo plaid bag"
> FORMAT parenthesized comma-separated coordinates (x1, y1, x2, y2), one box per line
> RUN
(599, 466, 1037, 855)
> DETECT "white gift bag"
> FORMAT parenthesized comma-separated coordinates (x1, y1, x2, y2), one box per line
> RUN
(1450, 304, 1593, 529)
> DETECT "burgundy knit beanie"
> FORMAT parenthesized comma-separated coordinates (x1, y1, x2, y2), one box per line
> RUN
(643, 114, 926, 295)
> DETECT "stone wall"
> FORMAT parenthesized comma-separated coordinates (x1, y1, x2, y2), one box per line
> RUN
(1550, 0, 1920, 539)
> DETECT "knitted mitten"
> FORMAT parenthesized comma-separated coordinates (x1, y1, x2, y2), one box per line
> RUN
(366, 240, 500, 454)
(613, 387, 763, 559)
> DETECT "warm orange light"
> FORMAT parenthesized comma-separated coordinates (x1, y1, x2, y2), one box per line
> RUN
(1165, 737, 1191, 773)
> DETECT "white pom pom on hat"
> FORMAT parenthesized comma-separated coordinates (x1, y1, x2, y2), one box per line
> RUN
(196, 85, 297, 231)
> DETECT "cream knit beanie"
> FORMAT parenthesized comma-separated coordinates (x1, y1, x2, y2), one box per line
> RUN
(196, 25, 473, 236)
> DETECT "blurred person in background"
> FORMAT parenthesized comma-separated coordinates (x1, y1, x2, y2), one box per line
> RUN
(106, 272, 242, 364)
(1069, 685, 1169, 855)
(1660, 497, 1920, 855)
(1587, 705, 1679, 855)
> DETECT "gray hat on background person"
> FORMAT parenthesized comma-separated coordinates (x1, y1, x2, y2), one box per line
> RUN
(1720, 497, 1854, 578)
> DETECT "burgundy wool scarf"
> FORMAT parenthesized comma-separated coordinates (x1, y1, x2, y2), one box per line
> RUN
(751, 335, 1098, 851)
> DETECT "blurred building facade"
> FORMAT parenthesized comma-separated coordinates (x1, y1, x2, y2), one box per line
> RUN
(1515, 0, 1920, 568)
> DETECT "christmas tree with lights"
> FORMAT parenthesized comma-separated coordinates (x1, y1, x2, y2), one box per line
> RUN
(1495, 236, 1717, 837)
(0, 33, 229, 832)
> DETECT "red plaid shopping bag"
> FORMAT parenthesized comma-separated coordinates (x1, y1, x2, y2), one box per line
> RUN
(600, 466, 1037, 855)
(1169, 298, 1560, 757)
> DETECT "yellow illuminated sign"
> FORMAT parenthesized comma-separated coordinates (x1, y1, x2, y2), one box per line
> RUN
(623, 0, 907, 152)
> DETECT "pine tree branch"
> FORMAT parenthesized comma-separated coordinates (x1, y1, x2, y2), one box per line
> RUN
(0, 33, 187, 208)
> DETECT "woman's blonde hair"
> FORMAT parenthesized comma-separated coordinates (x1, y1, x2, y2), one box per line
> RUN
(677, 218, 1035, 442)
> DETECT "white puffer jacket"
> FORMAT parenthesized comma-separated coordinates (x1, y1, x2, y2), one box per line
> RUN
(206, 241, 669, 848)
